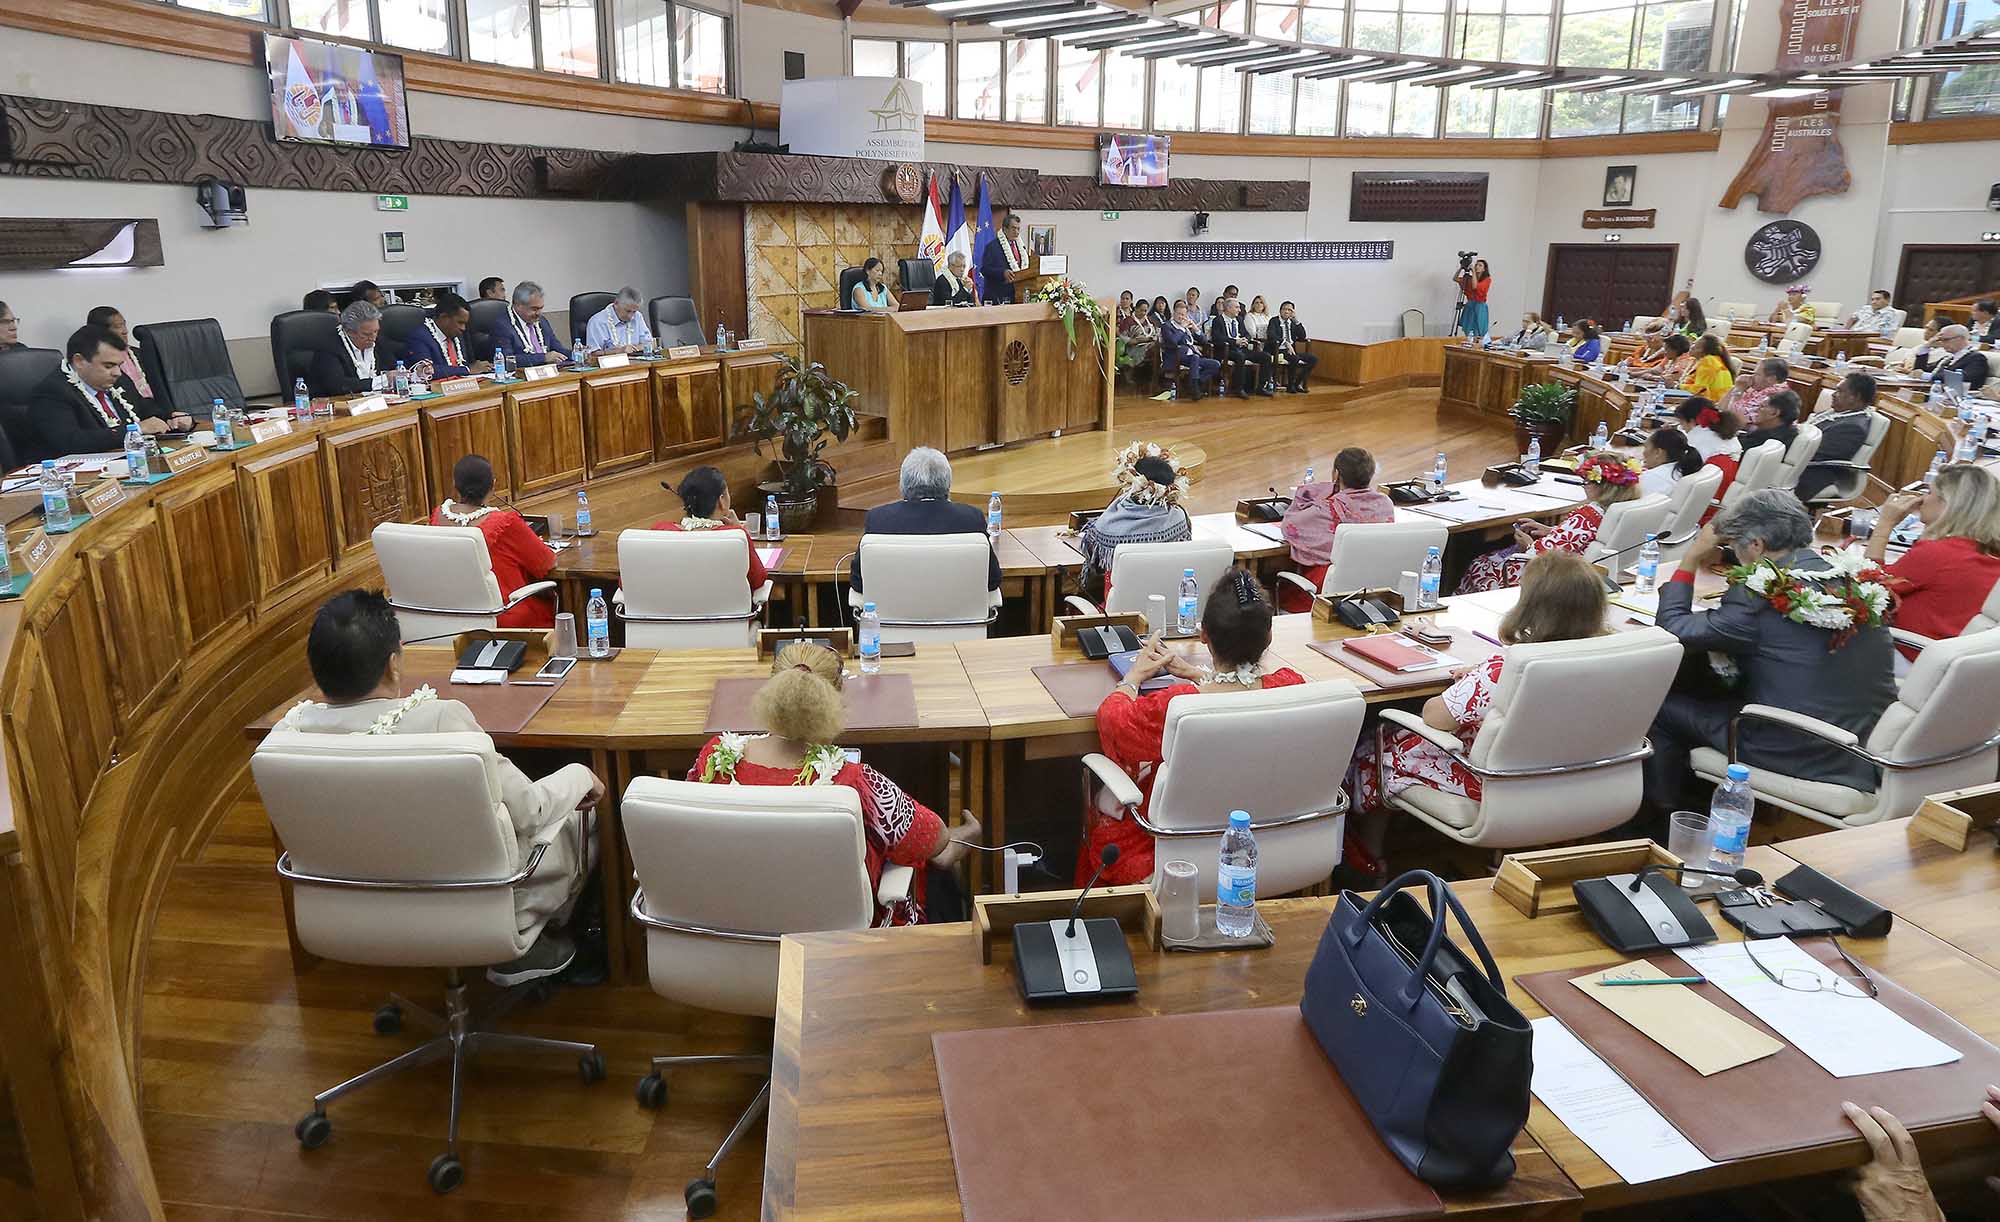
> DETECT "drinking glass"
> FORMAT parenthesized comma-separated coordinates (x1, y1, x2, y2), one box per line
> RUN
(1666, 811, 1713, 888)
(745, 511, 763, 539)
(1399, 570, 1420, 607)
(552, 613, 579, 660)
(1159, 859, 1200, 943)
(546, 510, 565, 540)
(1147, 594, 1168, 637)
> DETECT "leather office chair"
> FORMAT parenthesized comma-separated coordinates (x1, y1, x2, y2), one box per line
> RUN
(1717, 302, 1756, 320)
(467, 298, 511, 362)
(847, 533, 999, 644)
(1586, 493, 1670, 575)
(1691, 626, 2000, 828)
(1895, 581, 2000, 657)
(1799, 413, 1891, 505)
(1891, 325, 1926, 349)
(836, 267, 868, 312)
(1084, 680, 1365, 897)
(649, 296, 703, 348)
(1810, 300, 1842, 322)
(1064, 538, 1236, 619)
(128, 318, 243, 416)
(899, 257, 936, 295)
(1779, 321, 1814, 353)
(270, 309, 339, 392)
(1654, 465, 1723, 571)
(375, 303, 428, 360)
(371, 522, 558, 643)
(251, 729, 605, 1194)
(1379, 628, 1683, 849)
(1628, 315, 1661, 333)
(568, 292, 615, 346)
(1887, 308, 1909, 332)
(1719, 439, 1787, 512)
(613, 528, 770, 648)
(0, 346, 60, 465)
(1774, 422, 1823, 489)
(622, 776, 893, 1218)
(1274, 520, 1448, 604)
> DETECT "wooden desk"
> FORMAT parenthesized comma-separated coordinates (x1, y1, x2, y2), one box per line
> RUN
(1776, 819, 2000, 972)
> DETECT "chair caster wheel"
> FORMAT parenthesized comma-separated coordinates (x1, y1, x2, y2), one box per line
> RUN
(372, 1003, 402, 1035)
(579, 1051, 606, 1084)
(294, 1111, 331, 1150)
(684, 1177, 718, 1218)
(427, 1153, 464, 1195)
(635, 1072, 667, 1109)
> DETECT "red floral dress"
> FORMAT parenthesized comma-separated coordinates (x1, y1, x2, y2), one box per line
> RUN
(1454, 504, 1604, 594)
(1346, 653, 1504, 809)
(430, 502, 558, 628)
(687, 736, 946, 926)
(1078, 668, 1307, 887)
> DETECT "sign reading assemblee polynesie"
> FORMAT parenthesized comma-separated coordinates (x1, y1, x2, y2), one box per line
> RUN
(779, 77, 925, 162)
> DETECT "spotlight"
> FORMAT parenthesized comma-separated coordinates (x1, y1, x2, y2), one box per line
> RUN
(1191, 211, 1211, 236)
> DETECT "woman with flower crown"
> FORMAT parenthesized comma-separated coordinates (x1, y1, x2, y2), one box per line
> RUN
(1077, 443, 1193, 607)
(429, 453, 559, 628)
(687, 643, 981, 926)
(1080, 569, 1305, 887)
(1453, 451, 1641, 594)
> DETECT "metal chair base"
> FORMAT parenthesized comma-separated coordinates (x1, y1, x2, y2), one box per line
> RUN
(636, 1052, 771, 1218)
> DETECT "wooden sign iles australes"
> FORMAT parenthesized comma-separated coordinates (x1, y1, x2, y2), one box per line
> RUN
(1720, 0, 1861, 214)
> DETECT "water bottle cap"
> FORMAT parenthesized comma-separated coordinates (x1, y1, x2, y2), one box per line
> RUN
(590, 588, 602, 598)
(40, 460, 54, 469)
(862, 601, 876, 613)
(1426, 546, 1441, 557)
(1183, 567, 1195, 576)
(1726, 764, 1751, 782)
(1228, 810, 1250, 826)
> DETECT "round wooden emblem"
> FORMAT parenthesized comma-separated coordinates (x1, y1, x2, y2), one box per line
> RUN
(1003, 340, 1032, 386)
(884, 163, 922, 204)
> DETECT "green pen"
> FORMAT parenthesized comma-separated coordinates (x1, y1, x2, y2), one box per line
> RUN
(1598, 976, 1706, 986)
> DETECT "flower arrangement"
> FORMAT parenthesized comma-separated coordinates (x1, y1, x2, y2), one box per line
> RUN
(1033, 277, 1111, 361)
(1728, 548, 1894, 649)
(699, 731, 846, 786)
(1113, 440, 1191, 507)
(1575, 452, 1641, 486)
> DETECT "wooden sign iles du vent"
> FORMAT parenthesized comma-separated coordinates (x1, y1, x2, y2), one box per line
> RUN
(164, 445, 208, 475)
(1582, 208, 1658, 229)
(1721, 0, 1860, 214)
(81, 479, 127, 517)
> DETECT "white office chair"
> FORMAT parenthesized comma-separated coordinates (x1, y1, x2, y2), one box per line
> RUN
(371, 522, 557, 644)
(1690, 627, 2000, 828)
(1655, 465, 1723, 571)
(251, 730, 603, 1195)
(1774, 422, 1823, 489)
(614, 528, 771, 649)
(1378, 628, 1683, 849)
(1896, 579, 2000, 650)
(1811, 300, 1842, 322)
(1630, 315, 1663, 335)
(621, 776, 895, 1219)
(1800, 412, 1891, 505)
(1719, 439, 1788, 511)
(1718, 302, 1757, 321)
(1781, 321, 1815, 352)
(1586, 493, 1670, 575)
(1274, 520, 1449, 603)
(1891, 325, 1926, 349)
(847, 533, 1000, 644)
(1083, 680, 1365, 898)
(1708, 318, 1733, 342)
(1888, 308, 1910, 333)
(1065, 537, 1236, 620)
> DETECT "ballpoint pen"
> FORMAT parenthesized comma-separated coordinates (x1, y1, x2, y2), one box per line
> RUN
(1598, 976, 1707, 986)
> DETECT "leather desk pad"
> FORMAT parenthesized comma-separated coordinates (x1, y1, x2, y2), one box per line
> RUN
(1031, 650, 1213, 719)
(250, 656, 562, 736)
(704, 673, 917, 733)
(933, 1006, 1443, 1222)
(1306, 628, 1496, 693)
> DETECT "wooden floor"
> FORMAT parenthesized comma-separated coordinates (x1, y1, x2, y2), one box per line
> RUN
(141, 391, 1520, 1221)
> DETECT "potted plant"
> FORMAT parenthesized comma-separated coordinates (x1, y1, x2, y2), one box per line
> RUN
(1509, 380, 1576, 457)
(748, 354, 860, 534)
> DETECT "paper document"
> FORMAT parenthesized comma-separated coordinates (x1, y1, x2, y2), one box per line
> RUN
(1409, 499, 1515, 525)
(1573, 962, 1783, 1076)
(448, 668, 507, 685)
(1242, 521, 1285, 542)
(757, 547, 783, 568)
(1674, 939, 1962, 1078)
(1530, 1017, 1718, 1184)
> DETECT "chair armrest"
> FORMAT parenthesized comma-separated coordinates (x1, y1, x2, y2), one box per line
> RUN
(752, 580, 773, 609)
(1276, 571, 1317, 595)
(988, 587, 1004, 612)
(1733, 703, 1859, 749)
(1063, 594, 1100, 616)
(502, 580, 557, 610)
(1888, 627, 1935, 653)
(612, 587, 626, 609)
(1081, 752, 1143, 812)
(1379, 707, 1470, 757)
(878, 863, 915, 905)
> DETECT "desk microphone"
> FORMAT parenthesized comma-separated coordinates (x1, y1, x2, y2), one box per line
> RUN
(1629, 863, 1763, 893)
(1010, 844, 1139, 1004)
(1067, 845, 1119, 937)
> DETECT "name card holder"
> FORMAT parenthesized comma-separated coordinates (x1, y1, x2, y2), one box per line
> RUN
(522, 364, 558, 383)
(21, 527, 56, 575)
(342, 395, 390, 416)
(757, 626, 855, 659)
(435, 376, 481, 396)
(165, 445, 208, 475)
(594, 352, 630, 369)
(249, 419, 294, 444)
(666, 344, 702, 360)
(734, 338, 769, 351)
(1911, 782, 2000, 851)
(82, 479, 128, 516)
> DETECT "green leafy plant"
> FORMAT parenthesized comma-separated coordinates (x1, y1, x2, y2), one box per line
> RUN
(1032, 277, 1111, 360)
(749, 354, 860, 497)
(1510, 381, 1577, 427)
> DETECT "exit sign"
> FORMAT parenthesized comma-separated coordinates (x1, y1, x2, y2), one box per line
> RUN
(376, 194, 409, 212)
(1101, 210, 1120, 220)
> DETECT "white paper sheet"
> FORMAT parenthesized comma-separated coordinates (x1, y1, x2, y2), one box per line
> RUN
(757, 547, 784, 568)
(1409, 499, 1519, 525)
(1674, 939, 1962, 1078)
(1242, 521, 1285, 542)
(1529, 1017, 1718, 1184)
(447, 668, 507, 685)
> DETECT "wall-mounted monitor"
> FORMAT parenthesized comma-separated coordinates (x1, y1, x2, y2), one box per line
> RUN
(265, 33, 411, 149)
(1099, 133, 1169, 188)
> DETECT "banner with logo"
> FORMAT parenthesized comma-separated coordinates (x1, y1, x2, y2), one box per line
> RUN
(778, 77, 925, 161)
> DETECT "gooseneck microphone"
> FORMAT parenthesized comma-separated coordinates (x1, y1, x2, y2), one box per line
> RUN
(1067, 844, 1119, 937)
(1628, 862, 1764, 893)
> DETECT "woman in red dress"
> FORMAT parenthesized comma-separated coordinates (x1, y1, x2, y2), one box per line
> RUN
(1866, 463, 2000, 665)
(654, 465, 768, 593)
(1080, 569, 1305, 887)
(1278, 445, 1397, 613)
(1454, 451, 1640, 593)
(686, 643, 981, 925)
(430, 453, 557, 628)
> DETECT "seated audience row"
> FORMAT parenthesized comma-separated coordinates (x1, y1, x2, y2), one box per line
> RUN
(1130, 294, 1316, 400)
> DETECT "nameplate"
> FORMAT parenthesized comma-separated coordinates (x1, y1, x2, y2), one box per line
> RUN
(82, 479, 128, 516)
(165, 445, 208, 474)
(734, 338, 769, 351)
(666, 344, 702, 359)
(594, 352, 630, 369)
(435, 376, 480, 396)
(249, 419, 293, 444)
(344, 395, 390, 416)
(522, 364, 558, 382)
(21, 528, 54, 574)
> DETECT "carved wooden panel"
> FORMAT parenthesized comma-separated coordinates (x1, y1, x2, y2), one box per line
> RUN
(942, 330, 994, 453)
(0, 217, 162, 270)
(506, 384, 586, 496)
(580, 370, 655, 477)
(27, 565, 115, 802)
(238, 438, 331, 610)
(323, 416, 427, 566)
(421, 395, 512, 504)
(994, 323, 1050, 445)
(4, 631, 84, 940)
(653, 361, 725, 458)
(82, 509, 182, 734)
(156, 472, 254, 660)
(1350, 172, 1488, 222)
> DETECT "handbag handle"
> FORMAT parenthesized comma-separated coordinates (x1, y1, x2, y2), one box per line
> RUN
(1344, 869, 1507, 1007)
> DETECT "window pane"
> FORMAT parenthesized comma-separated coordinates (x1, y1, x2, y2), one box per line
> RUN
(1444, 84, 1495, 135)
(180, 0, 269, 18)
(1550, 90, 1624, 134)
(1505, 13, 1551, 60)
(1255, 2, 1300, 38)
(1456, 12, 1502, 57)
(1154, 56, 1198, 130)
(853, 37, 899, 78)
(1401, 8, 1445, 52)
(676, 6, 727, 94)
(1006, 39, 1048, 123)
(614, 0, 671, 85)
(1345, 80, 1391, 134)
(1557, 0, 1634, 67)
(291, 0, 371, 40)
(468, 0, 536, 68)
(958, 41, 1001, 119)
(1301, 2, 1345, 41)
(1102, 50, 1147, 128)
(539, 0, 599, 75)
(1351, 3, 1399, 49)
(380, 0, 452, 53)
(1295, 74, 1340, 134)
(1494, 87, 1541, 136)
(1198, 65, 1241, 131)
(1056, 44, 1102, 126)
(1248, 70, 1296, 133)
(1210, 0, 1249, 30)
(906, 40, 947, 116)
(1393, 82, 1438, 135)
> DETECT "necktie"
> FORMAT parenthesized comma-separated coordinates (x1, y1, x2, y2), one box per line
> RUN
(98, 390, 116, 422)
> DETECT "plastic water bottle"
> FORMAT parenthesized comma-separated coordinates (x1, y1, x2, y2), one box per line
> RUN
(987, 491, 1002, 538)
(1927, 381, 1945, 408)
(585, 588, 610, 658)
(1432, 452, 1448, 492)
(492, 348, 508, 381)
(1216, 810, 1259, 938)
(0, 523, 11, 588)
(1303, 465, 1314, 488)
(1708, 764, 1754, 874)
(211, 399, 234, 448)
(1555, 314, 1566, 331)
(40, 462, 72, 531)
(1972, 407, 1992, 448)
(858, 602, 882, 674)
(292, 377, 310, 422)
(715, 322, 727, 350)
(1524, 437, 1542, 478)
(1926, 449, 1947, 483)
(570, 339, 586, 368)
(575, 487, 593, 535)
(392, 361, 410, 398)
(1955, 429, 1978, 464)
(1176, 568, 1198, 635)
(1634, 534, 1661, 594)
(1592, 420, 1610, 449)
(765, 494, 783, 541)
(124, 424, 149, 481)
(1418, 546, 1443, 609)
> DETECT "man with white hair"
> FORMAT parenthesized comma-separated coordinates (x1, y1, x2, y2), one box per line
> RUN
(1917, 324, 1990, 391)
(492, 280, 564, 368)
(305, 300, 390, 397)
(849, 446, 1001, 597)
(930, 251, 977, 307)
(584, 286, 653, 356)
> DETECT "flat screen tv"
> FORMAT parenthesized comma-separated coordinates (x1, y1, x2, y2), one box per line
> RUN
(1099, 133, 1169, 188)
(265, 33, 411, 149)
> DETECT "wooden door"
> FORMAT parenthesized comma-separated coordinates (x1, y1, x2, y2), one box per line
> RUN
(1543, 244, 1678, 331)
(1894, 245, 2000, 315)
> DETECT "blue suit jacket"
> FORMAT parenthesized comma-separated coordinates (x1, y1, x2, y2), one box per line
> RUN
(401, 324, 475, 379)
(490, 314, 565, 367)
(851, 498, 1000, 594)
(1159, 322, 1203, 371)
(978, 239, 1019, 304)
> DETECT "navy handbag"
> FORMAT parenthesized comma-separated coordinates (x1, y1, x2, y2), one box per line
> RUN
(1300, 870, 1533, 1189)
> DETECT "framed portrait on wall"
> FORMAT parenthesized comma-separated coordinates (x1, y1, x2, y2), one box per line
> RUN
(1028, 224, 1056, 256)
(1603, 166, 1637, 207)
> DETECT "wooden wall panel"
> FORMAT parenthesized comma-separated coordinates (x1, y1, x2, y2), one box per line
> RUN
(721, 352, 788, 443)
(654, 362, 725, 457)
(4, 633, 85, 943)
(942, 330, 994, 453)
(1441, 345, 1483, 412)
(27, 569, 114, 806)
(582, 371, 656, 477)
(1062, 343, 1108, 432)
(898, 332, 948, 452)
(323, 416, 429, 565)
(689, 201, 748, 342)
(422, 397, 511, 504)
(238, 440, 332, 610)
(506, 385, 587, 496)
(157, 475, 254, 660)
(83, 510, 182, 734)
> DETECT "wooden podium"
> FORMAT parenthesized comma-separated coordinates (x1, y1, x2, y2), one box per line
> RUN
(803, 301, 1112, 455)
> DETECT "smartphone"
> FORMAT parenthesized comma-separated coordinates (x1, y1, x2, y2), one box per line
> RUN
(534, 656, 578, 680)
(878, 641, 916, 658)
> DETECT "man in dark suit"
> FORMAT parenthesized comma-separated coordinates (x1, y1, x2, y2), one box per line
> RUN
(401, 293, 490, 380)
(29, 324, 174, 462)
(978, 214, 1030, 305)
(1918, 324, 1991, 391)
(1207, 298, 1273, 399)
(490, 280, 566, 368)
(1972, 299, 1998, 347)
(1644, 489, 1896, 810)
(1263, 301, 1318, 393)
(305, 301, 389, 399)
(1737, 388, 1800, 453)
(1795, 372, 1879, 501)
(850, 447, 1001, 597)
(930, 251, 977, 307)
(1159, 302, 1218, 401)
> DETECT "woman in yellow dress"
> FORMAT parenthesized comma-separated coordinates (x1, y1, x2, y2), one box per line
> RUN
(1680, 333, 1737, 401)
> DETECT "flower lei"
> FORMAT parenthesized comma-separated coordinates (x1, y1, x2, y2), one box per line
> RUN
(1728, 549, 1894, 650)
(1032, 277, 1111, 361)
(280, 684, 438, 734)
(700, 732, 845, 787)
(1575, 452, 1641, 486)
(1112, 440, 1191, 507)
(1204, 661, 1264, 687)
(63, 360, 137, 428)
(679, 516, 725, 530)
(438, 498, 493, 525)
